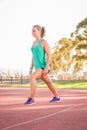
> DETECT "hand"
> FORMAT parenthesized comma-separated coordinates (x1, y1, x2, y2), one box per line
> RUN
(29, 69, 32, 75)
(42, 68, 48, 76)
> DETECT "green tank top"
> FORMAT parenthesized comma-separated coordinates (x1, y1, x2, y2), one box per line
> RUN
(31, 39, 47, 70)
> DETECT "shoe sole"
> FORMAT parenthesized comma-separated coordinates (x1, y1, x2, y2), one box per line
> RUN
(49, 100, 61, 103)
(24, 102, 36, 105)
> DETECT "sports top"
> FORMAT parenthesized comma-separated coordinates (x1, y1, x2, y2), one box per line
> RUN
(31, 39, 47, 70)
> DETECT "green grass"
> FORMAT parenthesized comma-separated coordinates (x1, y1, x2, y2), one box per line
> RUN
(54, 80, 87, 89)
(0, 80, 87, 89)
(38, 80, 87, 89)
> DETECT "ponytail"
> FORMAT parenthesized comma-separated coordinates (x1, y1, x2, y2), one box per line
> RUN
(41, 26, 46, 38)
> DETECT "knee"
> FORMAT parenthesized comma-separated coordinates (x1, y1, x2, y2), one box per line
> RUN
(41, 75, 46, 81)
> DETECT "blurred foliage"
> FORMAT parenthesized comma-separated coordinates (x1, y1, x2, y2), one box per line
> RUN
(51, 17, 87, 75)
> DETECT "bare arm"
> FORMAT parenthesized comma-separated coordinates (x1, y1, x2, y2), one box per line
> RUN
(29, 57, 34, 74)
(42, 40, 51, 73)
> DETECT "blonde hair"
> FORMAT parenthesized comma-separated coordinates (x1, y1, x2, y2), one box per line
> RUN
(33, 25, 46, 38)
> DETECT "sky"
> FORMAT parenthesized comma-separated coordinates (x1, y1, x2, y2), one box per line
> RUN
(0, 0, 87, 74)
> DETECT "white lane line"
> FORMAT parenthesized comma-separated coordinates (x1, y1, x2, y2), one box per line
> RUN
(0, 103, 84, 130)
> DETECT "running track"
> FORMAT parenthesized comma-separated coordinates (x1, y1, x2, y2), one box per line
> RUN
(0, 87, 87, 130)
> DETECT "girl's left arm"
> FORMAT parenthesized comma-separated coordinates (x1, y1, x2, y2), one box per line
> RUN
(42, 40, 51, 70)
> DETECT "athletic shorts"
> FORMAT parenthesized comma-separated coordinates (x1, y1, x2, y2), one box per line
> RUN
(41, 68, 50, 73)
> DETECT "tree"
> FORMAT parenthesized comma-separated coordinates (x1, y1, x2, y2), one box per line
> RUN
(51, 17, 87, 78)
(50, 38, 73, 76)
(71, 17, 87, 73)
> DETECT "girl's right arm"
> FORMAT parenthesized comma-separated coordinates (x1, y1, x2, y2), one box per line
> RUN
(29, 57, 34, 74)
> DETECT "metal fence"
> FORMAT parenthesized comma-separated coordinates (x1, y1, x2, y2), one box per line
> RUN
(0, 73, 87, 85)
(0, 75, 29, 84)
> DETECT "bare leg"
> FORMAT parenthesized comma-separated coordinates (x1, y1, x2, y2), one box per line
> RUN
(41, 74, 59, 97)
(29, 69, 42, 99)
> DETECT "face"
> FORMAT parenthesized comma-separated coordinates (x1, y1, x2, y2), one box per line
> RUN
(32, 27, 41, 38)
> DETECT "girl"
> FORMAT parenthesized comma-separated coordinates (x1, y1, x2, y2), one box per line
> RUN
(24, 25, 60, 105)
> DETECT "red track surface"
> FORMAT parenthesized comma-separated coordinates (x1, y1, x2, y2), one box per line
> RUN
(0, 87, 87, 130)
